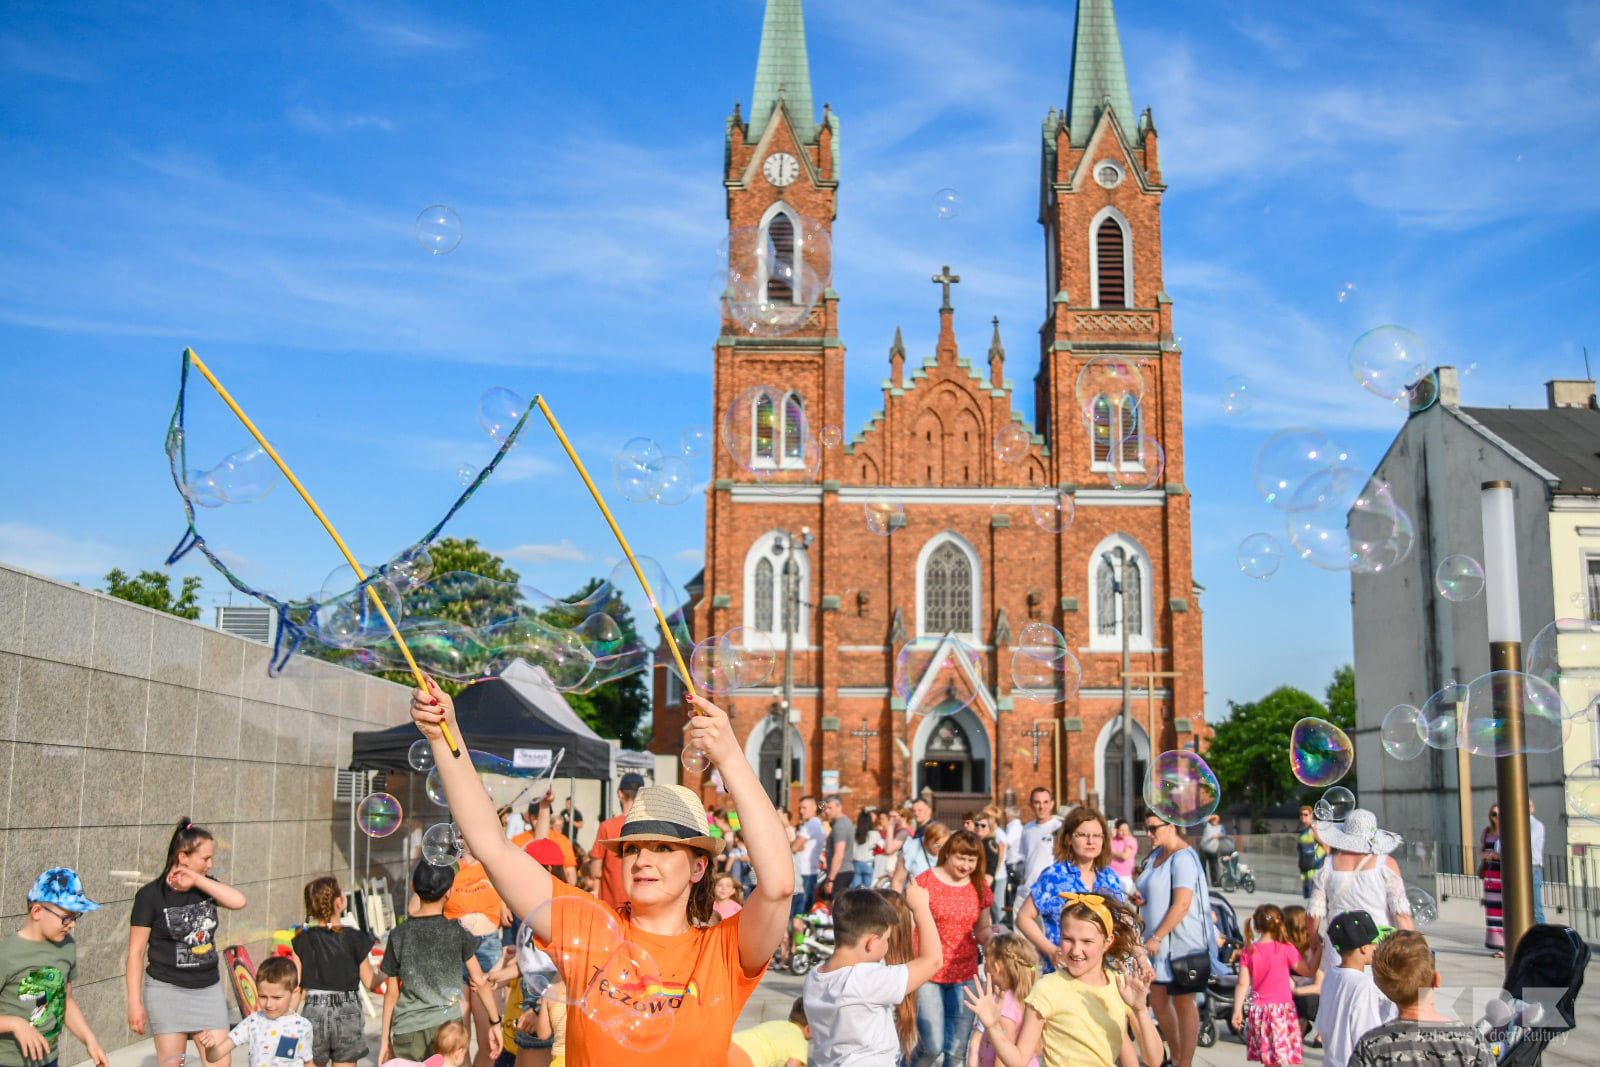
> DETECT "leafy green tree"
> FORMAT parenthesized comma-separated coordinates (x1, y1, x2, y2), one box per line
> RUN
(1325, 663, 1355, 731)
(1206, 686, 1327, 811)
(103, 569, 202, 620)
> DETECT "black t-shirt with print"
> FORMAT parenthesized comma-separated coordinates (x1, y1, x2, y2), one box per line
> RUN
(291, 925, 376, 992)
(130, 879, 222, 988)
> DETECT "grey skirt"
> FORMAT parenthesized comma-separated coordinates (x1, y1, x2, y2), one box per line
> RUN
(144, 975, 229, 1035)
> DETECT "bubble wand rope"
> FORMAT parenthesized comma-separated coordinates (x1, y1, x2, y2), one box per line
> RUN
(531, 395, 699, 705)
(181, 348, 462, 757)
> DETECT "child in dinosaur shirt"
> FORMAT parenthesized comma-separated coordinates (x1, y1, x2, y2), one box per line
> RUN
(0, 869, 106, 1067)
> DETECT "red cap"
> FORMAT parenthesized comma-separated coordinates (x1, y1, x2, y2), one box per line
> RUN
(525, 839, 565, 866)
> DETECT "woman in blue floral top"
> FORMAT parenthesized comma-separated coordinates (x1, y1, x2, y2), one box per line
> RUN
(1015, 806, 1124, 972)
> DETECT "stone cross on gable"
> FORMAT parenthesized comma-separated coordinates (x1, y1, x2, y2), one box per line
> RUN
(932, 265, 960, 310)
(1022, 723, 1052, 771)
(850, 718, 879, 771)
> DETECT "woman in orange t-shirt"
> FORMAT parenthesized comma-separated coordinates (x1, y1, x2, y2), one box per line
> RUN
(411, 684, 793, 1067)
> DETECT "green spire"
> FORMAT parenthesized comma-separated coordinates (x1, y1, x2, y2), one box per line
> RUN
(750, 0, 816, 142)
(1066, 0, 1135, 147)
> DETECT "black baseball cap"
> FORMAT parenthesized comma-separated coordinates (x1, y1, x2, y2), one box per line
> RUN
(1328, 909, 1394, 954)
(619, 772, 646, 792)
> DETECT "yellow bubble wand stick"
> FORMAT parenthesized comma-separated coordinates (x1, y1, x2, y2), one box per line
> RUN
(530, 396, 699, 707)
(181, 347, 463, 757)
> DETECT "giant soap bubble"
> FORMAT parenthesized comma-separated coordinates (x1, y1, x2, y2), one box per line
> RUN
(893, 637, 983, 717)
(1349, 326, 1428, 403)
(1010, 623, 1082, 703)
(1290, 717, 1353, 787)
(1460, 671, 1569, 757)
(720, 385, 822, 492)
(715, 218, 833, 339)
(1143, 751, 1220, 826)
(1253, 430, 1351, 510)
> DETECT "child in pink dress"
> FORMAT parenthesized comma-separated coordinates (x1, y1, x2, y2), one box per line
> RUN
(970, 933, 1041, 1067)
(1233, 904, 1321, 1065)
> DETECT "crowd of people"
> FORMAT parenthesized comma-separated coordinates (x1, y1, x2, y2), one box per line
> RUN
(0, 683, 1511, 1067)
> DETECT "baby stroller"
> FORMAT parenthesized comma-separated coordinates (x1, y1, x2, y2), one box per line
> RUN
(1475, 924, 1589, 1066)
(1197, 892, 1245, 1048)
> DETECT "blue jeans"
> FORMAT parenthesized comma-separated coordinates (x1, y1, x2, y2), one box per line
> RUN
(801, 873, 819, 913)
(914, 979, 973, 1067)
(1533, 866, 1546, 924)
(854, 860, 875, 887)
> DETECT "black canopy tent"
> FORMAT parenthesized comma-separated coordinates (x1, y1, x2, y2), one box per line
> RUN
(349, 659, 613, 780)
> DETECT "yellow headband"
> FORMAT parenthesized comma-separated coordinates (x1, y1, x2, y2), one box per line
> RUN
(1058, 892, 1115, 936)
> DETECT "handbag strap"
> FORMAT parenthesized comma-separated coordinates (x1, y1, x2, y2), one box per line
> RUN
(1325, 853, 1375, 920)
(1162, 846, 1214, 955)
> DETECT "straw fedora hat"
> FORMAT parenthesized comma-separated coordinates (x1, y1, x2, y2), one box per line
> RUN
(597, 784, 724, 856)
(1313, 808, 1402, 855)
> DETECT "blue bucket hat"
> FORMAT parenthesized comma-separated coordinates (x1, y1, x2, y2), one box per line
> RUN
(29, 868, 101, 913)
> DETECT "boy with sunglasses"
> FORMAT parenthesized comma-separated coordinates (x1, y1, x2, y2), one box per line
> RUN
(0, 868, 107, 1067)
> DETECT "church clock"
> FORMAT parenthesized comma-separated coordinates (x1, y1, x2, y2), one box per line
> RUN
(762, 151, 799, 188)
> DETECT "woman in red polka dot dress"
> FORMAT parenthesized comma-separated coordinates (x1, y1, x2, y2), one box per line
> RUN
(914, 829, 994, 1066)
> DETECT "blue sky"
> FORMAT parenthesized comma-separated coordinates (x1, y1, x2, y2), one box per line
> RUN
(3, 0, 1598, 724)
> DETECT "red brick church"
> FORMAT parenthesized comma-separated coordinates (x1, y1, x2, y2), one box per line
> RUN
(653, 0, 1209, 817)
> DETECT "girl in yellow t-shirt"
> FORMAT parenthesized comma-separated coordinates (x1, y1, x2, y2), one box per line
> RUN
(965, 893, 1165, 1067)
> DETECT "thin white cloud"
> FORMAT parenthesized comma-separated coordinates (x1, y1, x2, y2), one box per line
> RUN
(325, 0, 476, 51)
(0, 35, 98, 81)
(502, 540, 588, 564)
(0, 523, 120, 578)
(285, 107, 396, 136)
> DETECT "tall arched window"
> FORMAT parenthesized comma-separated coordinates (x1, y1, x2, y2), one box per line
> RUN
(1091, 395, 1140, 466)
(766, 213, 795, 303)
(782, 392, 805, 462)
(753, 557, 774, 631)
(924, 542, 972, 634)
(755, 392, 776, 463)
(1089, 537, 1152, 651)
(1097, 218, 1126, 308)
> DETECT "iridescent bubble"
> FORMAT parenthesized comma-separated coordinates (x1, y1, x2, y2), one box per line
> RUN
(1380, 704, 1426, 761)
(1349, 480, 1415, 574)
(613, 437, 666, 503)
(1289, 717, 1353, 787)
(1286, 468, 1412, 573)
(893, 636, 982, 717)
(1108, 435, 1164, 491)
(1253, 429, 1352, 509)
(1237, 533, 1282, 580)
(721, 385, 820, 490)
(689, 636, 743, 695)
(1526, 619, 1600, 700)
(1434, 554, 1484, 601)
(1420, 681, 1468, 749)
(721, 627, 776, 688)
(183, 468, 227, 509)
(315, 565, 403, 648)
(1567, 760, 1600, 821)
(1461, 671, 1569, 757)
(1349, 325, 1429, 402)
(455, 463, 476, 487)
(357, 793, 402, 838)
(1010, 622, 1082, 704)
(1142, 751, 1220, 826)
(820, 424, 843, 448)
(1075, 356, 1144, 415)
(753, 431, 822, 495)
(1316, 786, 1356, 822)
(864, 493, 904, 536)
(421, 822, 462, 865)
(993, 424, 1030, 463)
(213, 446, 280, 503)
(932, 188, 961, 220)
(583, 940, 676, 1050)
(717, 219, 833, 339)
(1031, 488, 1074, 534)
(1337, 282, 1357, 304)
(382, 544, 434, 591)
(1406, 369, 1439, 414)
(527, 895, 625, 1007)
(1406, 886, 1437, 927)
(478, 387, 526, 443)
(416, 205, 463, 255)
(680, 426, 710, 458)
(680, 747, 710, 774)
(408, 738, 435, 772)
(653, 455, 694, 507)
(1220, 377, 1253, 416)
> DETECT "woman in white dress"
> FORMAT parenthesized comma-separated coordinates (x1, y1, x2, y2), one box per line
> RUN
(1306, 808, 1415, 962)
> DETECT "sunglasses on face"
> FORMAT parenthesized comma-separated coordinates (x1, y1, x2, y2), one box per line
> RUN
(1145, 823, 1163, 833)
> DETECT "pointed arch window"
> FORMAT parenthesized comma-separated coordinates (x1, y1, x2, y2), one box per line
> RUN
(753, 557, 774, 632)
(1090, 538, 1152, 651)
(924, 542, 973, 634)
(766, 212, 795, 303)
(1096, 218, 1126, 308)
(755, 393, 777, 462)
(782, 392, 805, 461)
(1090, 394, 1141, 468)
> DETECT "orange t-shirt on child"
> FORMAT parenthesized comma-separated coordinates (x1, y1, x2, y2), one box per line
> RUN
(442, 861, 504, 925)
(540, 878, 766, 1065)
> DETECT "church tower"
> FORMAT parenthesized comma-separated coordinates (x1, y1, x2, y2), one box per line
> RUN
(658, 0, 1206, 820)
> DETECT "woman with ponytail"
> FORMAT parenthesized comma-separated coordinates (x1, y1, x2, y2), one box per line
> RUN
(126, 819, 247, 1066)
